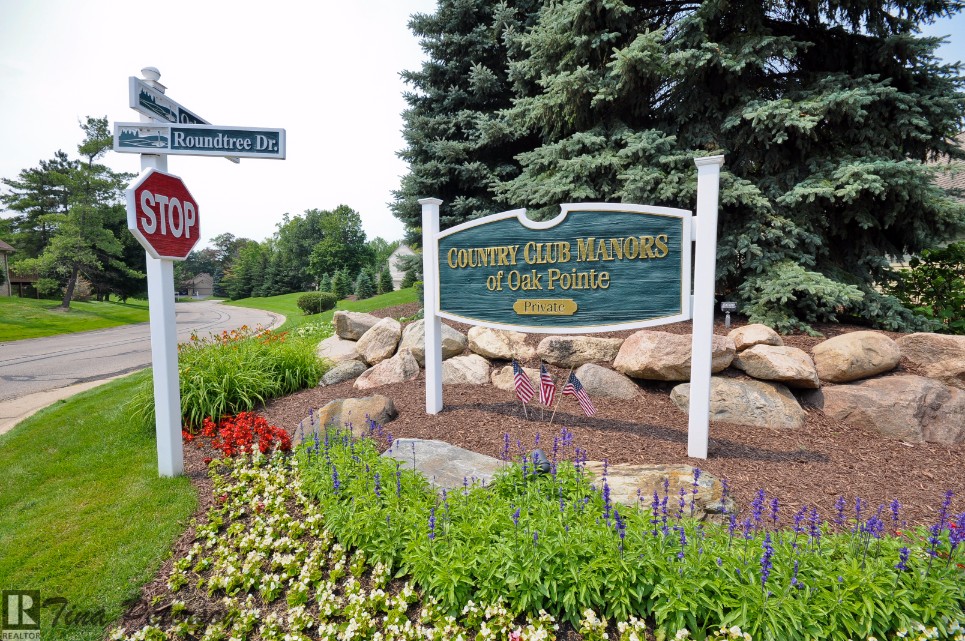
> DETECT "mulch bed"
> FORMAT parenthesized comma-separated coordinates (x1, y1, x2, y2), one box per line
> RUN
(261, 302, 965, 528)
(115, 303, 964, 634)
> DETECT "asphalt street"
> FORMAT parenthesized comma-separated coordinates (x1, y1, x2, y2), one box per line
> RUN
(0, 300, 282, 403)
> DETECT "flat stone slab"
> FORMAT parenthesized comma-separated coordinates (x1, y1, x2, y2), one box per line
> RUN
(382, 438, 507, 492)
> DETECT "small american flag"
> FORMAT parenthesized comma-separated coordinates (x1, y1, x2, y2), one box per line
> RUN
(562, 372, 596, 416)
(539, 363, 556, 406)
(512, 359, 535, 404)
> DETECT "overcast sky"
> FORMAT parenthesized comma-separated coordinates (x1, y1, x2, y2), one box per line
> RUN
(0, 2, 962, 250)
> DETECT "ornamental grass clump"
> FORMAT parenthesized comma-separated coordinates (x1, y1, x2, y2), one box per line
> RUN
(129, 325, 327, 428)
(297, 425, 965, 640)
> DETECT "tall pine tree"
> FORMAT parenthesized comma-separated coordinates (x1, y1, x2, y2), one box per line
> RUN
(396, 0, 965, 332)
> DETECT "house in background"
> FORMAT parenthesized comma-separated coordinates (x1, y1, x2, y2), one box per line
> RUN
(180, 272, 214, 298)
(934, 132, 965, 242)
(0, 240, 13, 297)
(388, 244, 416, 289)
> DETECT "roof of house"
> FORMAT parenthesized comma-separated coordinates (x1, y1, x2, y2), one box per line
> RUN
(0, 239, 15, 253)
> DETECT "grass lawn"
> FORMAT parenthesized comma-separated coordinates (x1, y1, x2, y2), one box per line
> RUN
(0, 372, 197, 641)
(0, 297, 150, 342)
(226, 287, 418, 331)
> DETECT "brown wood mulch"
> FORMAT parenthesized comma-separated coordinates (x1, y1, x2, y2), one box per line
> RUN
(115, 303, 965, 635)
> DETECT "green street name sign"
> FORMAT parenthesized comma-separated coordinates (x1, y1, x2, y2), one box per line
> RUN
(434, 203, 693, 332)
(113, 123, 286, 160)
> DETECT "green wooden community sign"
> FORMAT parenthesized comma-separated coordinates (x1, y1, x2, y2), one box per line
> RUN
(434, 203, 693, 332)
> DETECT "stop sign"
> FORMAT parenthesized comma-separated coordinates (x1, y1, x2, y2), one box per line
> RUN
(125, 168, 200, 260)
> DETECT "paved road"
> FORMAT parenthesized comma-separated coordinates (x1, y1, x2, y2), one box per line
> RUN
(0, 300, 283, 403)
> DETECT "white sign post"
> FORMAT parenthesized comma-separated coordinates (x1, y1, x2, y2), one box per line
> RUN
(136, 67, 182, 478)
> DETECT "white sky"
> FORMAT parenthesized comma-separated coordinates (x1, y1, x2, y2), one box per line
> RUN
(0, 2, 962, 250)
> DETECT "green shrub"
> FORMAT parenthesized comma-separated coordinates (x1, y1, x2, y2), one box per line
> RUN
(332, 269, 352, 300)
(377, 268, 393, 294)
(401, 268, 417, 289)
(130, 326, 327, 428)
(355, 271, 375, 299)
(296, 292, 337, 315)
(299, 427, 965, 639)
(887, 241, 965, 334)
(318, 273, 333, 294)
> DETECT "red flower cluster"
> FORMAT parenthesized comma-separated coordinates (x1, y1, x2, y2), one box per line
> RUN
(181, 412, 291, 458)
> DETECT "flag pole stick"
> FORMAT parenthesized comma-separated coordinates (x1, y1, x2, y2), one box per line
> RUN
(548, 367, 573, 428)
(540, 361, 545, 422)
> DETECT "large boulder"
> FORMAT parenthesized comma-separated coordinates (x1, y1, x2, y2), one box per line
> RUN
(442, 354, 491, 385)
(811, 331, 900, 383)
(805, 375, 965, 445)
(300, 395, 398, 440)
(356, 317, 403, 365)
(316, 335, 360, 364)
(333, 311, 380, 340)
(574, 363, 639, 399)
(398, 319, 468, 366)
(537, 336, 624, 368)
(319, 359, 368, 386)
(732, 345, 820, 389)
(491, 364, 540, 391)
(614, 331, 735, 381)
(671, 377, 807, 429)
(467, 326, 537, 361)
(897, 333, 965, 391)
(354, 348, 420, 390)
(382, 438, 507, 492)
(583, 462, 730, 520)
(728, 324, 783, 351)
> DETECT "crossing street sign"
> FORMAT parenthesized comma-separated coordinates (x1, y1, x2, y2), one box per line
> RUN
(113, 122, 286, 159)
(129, 76, 240, 163)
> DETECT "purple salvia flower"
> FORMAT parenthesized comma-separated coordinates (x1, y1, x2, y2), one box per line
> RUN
(603, 480, 612, 521)
(793, 507, 807, 534)
(533, 530, 539, 546)
(395, 465, 402, 497)
(791, 559, 800, 588)
(890, 498, 901, 530)
(651, 491, 661, 537)
(808, 507, 821, 545)
(331, 465, 341, 494)
(512, 507, 520, 528)
(895, 546, 910, 572)
(534, 432, 540, 447)
(678, 487, 686, 520)
(373, 472, 381, 499)
(751, 489, 766, 529)
(678, 527, 687, 560)
(502, 433, 510, 461)
(770, 497, 780, 528)
(428, 507, 436, 541)
(760, 532, 774, 589)
(834, 496, 846, 527)
(691, 468, 701, 517)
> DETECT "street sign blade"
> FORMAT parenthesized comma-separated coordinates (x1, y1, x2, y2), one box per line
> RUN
(114, 122, 286, 160)
(129, 77, 241, 164)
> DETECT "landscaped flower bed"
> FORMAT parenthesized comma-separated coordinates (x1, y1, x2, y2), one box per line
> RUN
(129, 324, 329, 428)
(111, 422, 964, 641)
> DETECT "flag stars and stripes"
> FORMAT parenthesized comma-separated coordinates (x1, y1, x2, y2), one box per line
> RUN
(539, 363, 556, 406)
(562, 372, 596, 416)
(512, 359, 535, 404)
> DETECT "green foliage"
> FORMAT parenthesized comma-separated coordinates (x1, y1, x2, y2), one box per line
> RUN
(296, 292, 338, 315)
(400, 268, 418, 290)
(377, 268, 393, 294)
(396, 0, 965, 333)
(888, 241, 965, 334)
(129, 326, 327, 428)
(354, 271, 376, 300)
(301, 428, 965, 638)
(331, 269, 353, 300)
(0, 296, 149, 342)
(318, 272, 333, 294)
(307, 205, 371, 282)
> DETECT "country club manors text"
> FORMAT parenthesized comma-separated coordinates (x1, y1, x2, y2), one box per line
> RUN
(445, 236, 672, 292)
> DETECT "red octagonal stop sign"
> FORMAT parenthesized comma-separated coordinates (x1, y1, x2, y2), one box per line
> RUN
(125, 168, 200, 260)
